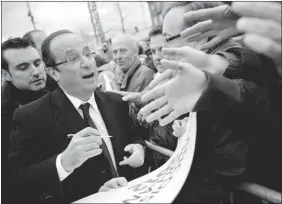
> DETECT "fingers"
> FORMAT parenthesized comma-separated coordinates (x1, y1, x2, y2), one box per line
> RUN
(198, 27, 240, 50)
(243, 33, 281, 67)
(173, 120, 182, 131)
(82, 142, 101, 152)
(237, 17, 281, 42)
(122, 92, 140, 102)
(183, 4, 230, 22)
(181, 20, 214, 38)
(106, 90, 129, 96)
(77, 135, 102, 146)
(124, 144, 134, 153)
(75, 127, 101, 138)
(172, 120, 182, 137)
(232, 2, 281, 23)
(103, 177, 128, 189)
(147, 69, 174, 89)
(116, 177, 128, 187)
(185, 29, 219, 43)
(161, 59, 195, 72)
(104, 179, 118, 189)
(146, 104, 173, 123)
(161, 47, 196, 62)
(119, 156, 132, 166)
(141, 82, 166, 103)
(139, 96, 167, 119)
(99, 186, 110, 192)
(159, 111, 182, 126)
(85, 148, 103, 158)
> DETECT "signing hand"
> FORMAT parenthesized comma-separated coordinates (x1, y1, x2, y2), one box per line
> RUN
(181, 4, 241, 50)
(61, 127, 102, 173)
(141, 60, 207, 126)
(162, 47, 229, 75)
(232, 2, 281, 75)
(119, 144, 145, 168)
(98, 177, 128, 192)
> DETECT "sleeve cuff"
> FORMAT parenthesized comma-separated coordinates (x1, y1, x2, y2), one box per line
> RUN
(56, 154, 72, 181)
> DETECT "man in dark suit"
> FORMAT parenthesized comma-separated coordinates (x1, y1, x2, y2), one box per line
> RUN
(8, 30, 146, 204)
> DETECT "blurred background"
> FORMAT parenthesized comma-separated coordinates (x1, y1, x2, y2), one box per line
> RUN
(1, 2, 167, 46)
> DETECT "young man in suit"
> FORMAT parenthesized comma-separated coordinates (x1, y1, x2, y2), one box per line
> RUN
(8, 30, 146, 204)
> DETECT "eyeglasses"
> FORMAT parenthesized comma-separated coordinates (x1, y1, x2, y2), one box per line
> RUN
(53, 51, 96, 66)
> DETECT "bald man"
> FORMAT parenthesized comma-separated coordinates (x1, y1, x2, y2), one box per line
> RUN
(111, 34, 154, 92)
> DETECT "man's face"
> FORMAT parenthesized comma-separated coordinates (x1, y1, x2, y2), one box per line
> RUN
(150, 34, 167, 73)
(162, 6, 206, 49)
(112, 38, 137, 72)
(3, 46, 47, 91)
(31, 31, 47, 53)
(50, 33, 98, 97)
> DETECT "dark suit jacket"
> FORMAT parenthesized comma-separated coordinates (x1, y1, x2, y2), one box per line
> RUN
(7, 87, 146, 204)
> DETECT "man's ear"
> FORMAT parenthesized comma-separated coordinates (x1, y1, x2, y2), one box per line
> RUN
(2, 70, 12, 82)
(46, 67, 60, 82)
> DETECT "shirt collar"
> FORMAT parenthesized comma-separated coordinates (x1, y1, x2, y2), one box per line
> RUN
(62, 89, 97, 111)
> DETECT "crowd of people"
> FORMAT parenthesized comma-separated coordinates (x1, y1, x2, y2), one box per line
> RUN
(1, 2, 281, 204)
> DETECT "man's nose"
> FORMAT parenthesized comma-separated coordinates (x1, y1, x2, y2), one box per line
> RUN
(81, 55, 94, 69)
(156, 50, 162, 60)
(115, 52, 122, 60)
(31, 64, 40, 77)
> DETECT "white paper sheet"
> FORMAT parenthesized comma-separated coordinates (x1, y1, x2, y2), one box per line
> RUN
(74, 112, 197, 203)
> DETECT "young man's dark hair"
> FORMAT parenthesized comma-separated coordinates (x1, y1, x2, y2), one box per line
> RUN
(148, 25, 163, 38)
(1, 37, 36, 72)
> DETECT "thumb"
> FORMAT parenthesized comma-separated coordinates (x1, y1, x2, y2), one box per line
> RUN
(116, 177, 128, 187)
(124, 144, 135, 153)
(99, 186, 110, 192)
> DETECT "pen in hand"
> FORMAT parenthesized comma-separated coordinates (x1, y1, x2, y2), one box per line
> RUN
(67, 134, 113, 139)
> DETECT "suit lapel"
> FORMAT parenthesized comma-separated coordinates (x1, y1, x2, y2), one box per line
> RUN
(51, 87, 86, 134)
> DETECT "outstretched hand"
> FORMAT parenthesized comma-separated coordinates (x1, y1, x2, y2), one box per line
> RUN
(140, 60, 207, 126)
(181, 4, 241, 50)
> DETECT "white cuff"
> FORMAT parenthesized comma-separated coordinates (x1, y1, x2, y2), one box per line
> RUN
(56, 154, 72, 181)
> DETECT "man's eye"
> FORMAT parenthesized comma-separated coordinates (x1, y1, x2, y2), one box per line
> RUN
(121, 49, 127, 53)
(34, 60, 41, 67)
(151, 50, 156, 54)
(69, 55, 79, 62)
(18, 65, 28, 70)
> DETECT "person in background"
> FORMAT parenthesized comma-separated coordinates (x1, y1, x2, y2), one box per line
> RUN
(111, 33, 155, 92)
(23, 29, 58, 90)
(23, 30, 47, 55)
(149, 25, 168, 78)
(1, 37, 48, 204)
(138, 2, 275, 203)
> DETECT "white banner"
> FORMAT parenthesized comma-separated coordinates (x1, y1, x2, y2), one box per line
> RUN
(74, 112, 197, 203)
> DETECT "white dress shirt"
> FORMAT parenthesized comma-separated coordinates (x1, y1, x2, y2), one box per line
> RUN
(56, 91, 117, 181)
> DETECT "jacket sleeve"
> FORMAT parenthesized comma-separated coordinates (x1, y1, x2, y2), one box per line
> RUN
(193, 72, 270, 130)
(7, 109, 64, 204)
(136, 67, 155, 92)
